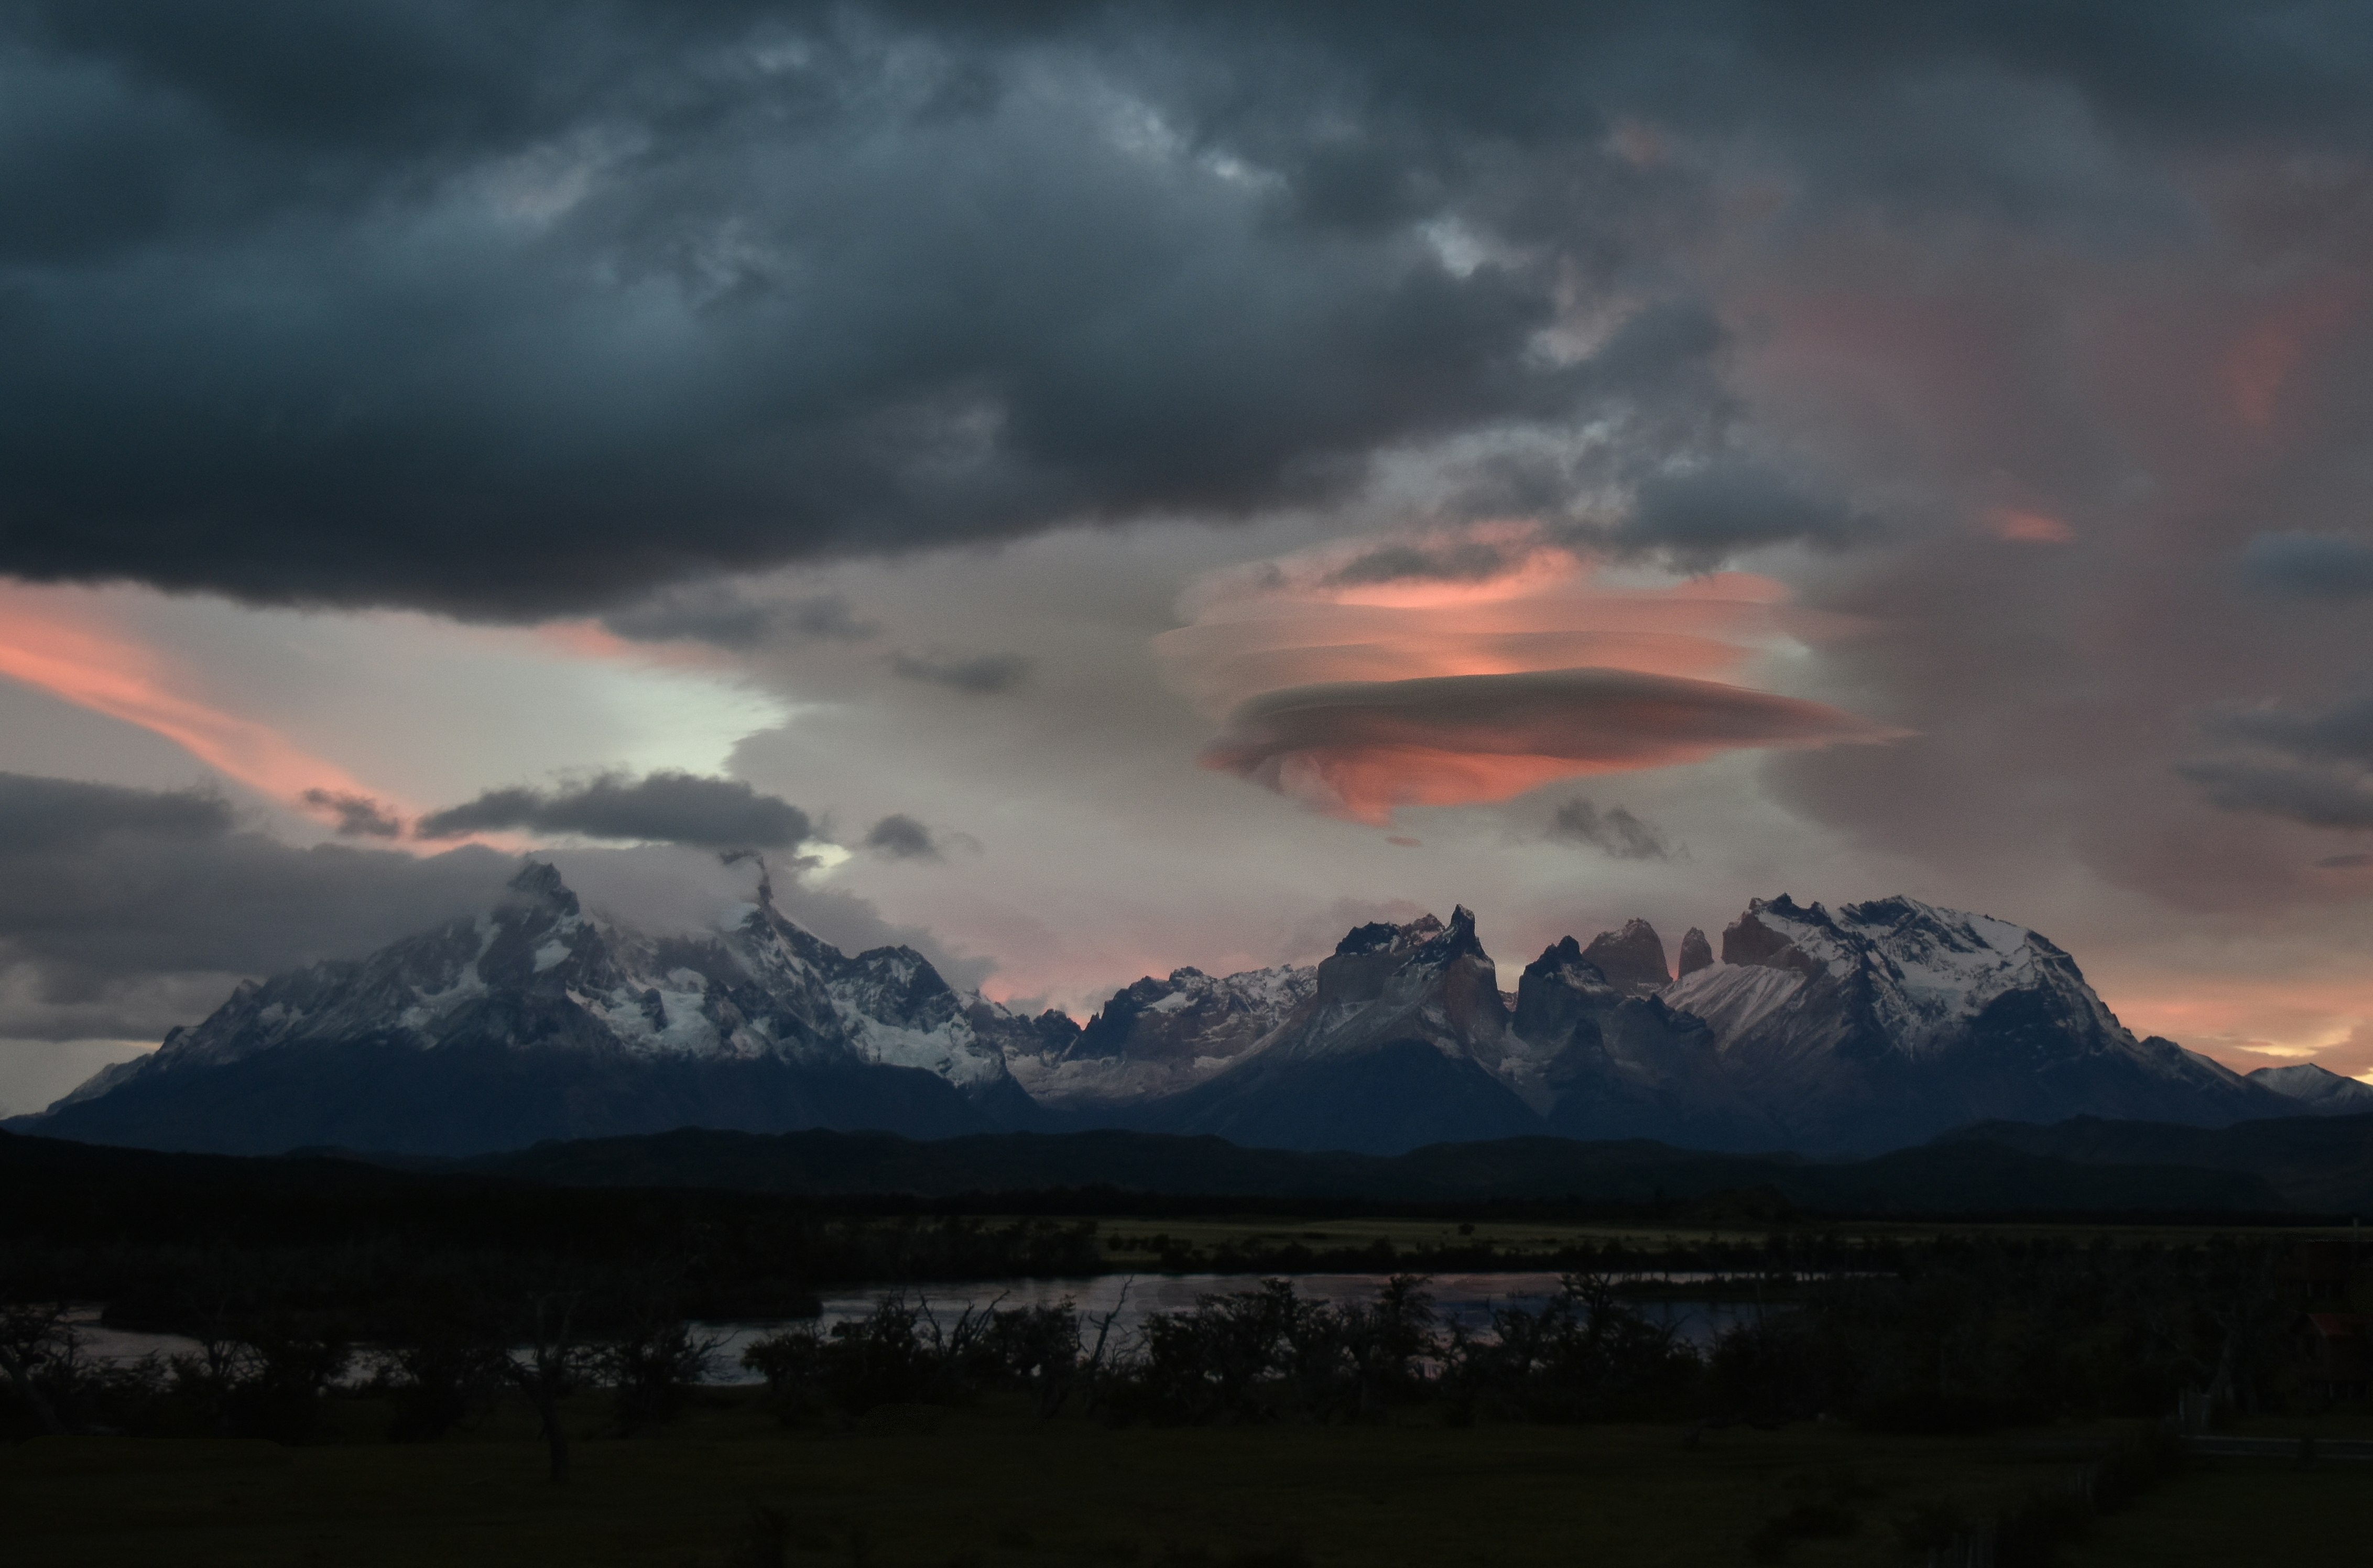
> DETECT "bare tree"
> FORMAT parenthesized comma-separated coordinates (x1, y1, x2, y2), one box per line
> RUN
(506, 1293, 587, 1483)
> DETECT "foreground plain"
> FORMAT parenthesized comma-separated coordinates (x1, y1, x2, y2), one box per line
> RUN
(6, 1394, 2369, 1568)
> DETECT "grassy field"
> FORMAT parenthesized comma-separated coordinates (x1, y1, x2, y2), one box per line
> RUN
(7, 1392, 2368, 1568)
(1090, 1213, 2369, 1272)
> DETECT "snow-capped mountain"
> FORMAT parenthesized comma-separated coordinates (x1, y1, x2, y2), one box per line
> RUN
(2247, 1061, 2373, 1115)
(1126, 909, 1543, 1153)
(29, 862, 1041, 1155)
(1005, 963, 1314, 1107)
(1657, 895, 2283, 1149)
(1044, 895, 2297, 1154)
(19, 868, 2314, 1159)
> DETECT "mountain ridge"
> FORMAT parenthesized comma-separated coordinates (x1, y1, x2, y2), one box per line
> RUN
(12, 863, 2320, 1159)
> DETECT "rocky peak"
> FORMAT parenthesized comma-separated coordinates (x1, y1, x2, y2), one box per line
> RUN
(2247, 1061, 2373, 1113)
(1677, 927, 1714, 977)
(1581, 918, 1671, 996)
(1720, 896, 1832, 978)
(502, 859, 581, 920)
(1334, 914, 1445, 958)
(1511, 935, 1621, 1046)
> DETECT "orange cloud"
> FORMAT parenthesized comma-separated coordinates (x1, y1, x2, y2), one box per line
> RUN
(1199, 666, 1895, 824)
(1987, 508, 2074, 545)
(0, 584, 400, 818)
(2225, 276, 2362, 430)
(1166, 537, 1891, 822)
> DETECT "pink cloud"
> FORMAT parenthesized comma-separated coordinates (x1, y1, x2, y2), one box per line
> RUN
(1167, 540, 1895, 823)
(0, 584, 400, 817)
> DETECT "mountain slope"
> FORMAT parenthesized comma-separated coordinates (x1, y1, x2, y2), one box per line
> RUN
(1656, 896, 2288, 1150)
(1006, 963, 1315, 1107)
(2248, 1061, 2373, 1115)
(1130, 910, 1540, 1154)
(24, 862, 1037, 1155)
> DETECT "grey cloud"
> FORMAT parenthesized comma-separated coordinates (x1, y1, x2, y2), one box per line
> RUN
(863, 813, 941, 860)
(6, 5, 2360, 614)
(1325, 539, 1517, 587)
(0, 771, 512, 1039)
(2202, 694, 2373, 768)
(2240, 533, 2373, 601)
(1548, 797, 1673, 860)
(300, 787, 403, 839)
(601, 586, 880, 650)
(2317, 852, 2373, 869)
(891, 650, 1032, 695)
(416, 771, 813, 850)
(2175, 758, 2373, 830)
(1596, 462, 1875, 569)
(0, 771, 233, 850)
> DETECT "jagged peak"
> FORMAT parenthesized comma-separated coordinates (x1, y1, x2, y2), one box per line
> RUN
(1333, 912, 1445, 957)
(499, 860, 583, 923)
(1677, 927, 1714, 977)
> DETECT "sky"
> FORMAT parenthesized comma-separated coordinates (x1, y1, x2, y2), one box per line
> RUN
(7, 2, 2373, 1113)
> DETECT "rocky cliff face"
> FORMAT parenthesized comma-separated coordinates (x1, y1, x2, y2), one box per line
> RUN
(1580, 918, 1672, 997)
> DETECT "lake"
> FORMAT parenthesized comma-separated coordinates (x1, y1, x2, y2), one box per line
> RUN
(61, 1273, 1783, 1387)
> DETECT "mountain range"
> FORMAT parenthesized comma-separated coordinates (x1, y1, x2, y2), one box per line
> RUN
(15, 861, 2365, 1158)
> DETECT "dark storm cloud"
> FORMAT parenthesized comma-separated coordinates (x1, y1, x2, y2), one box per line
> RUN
(6, 4, 2367, 615)
(0, 771, 511, 1037)
(863, 813, 941, 861)
(2240, 534, 2373, 601)
(416, 771, 814, 850)
(890, 650, 1032, 696)
(1596, 462, 1875, 568)
(0, 771, 233, 847)
(1548, 797, 1673, 861)
(601, 585, 880, 650)
(299, 787, 403, 839)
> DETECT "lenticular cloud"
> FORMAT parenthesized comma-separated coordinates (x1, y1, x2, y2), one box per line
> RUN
(1165, 532, 1893, 822)
(1201, 667, 1889, 823)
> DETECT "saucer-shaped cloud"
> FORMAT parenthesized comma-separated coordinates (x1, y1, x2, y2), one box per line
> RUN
(1200, 667, 1893, 824)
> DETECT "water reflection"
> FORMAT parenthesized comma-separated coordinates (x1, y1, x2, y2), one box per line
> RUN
(700, 1272, 1771, 1386)
(67, 1274, 1784, 1388)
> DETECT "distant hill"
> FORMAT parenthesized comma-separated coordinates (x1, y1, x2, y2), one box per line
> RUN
(446, 1121, 2302, 1215)
(1934, 1112, 2373, 1213)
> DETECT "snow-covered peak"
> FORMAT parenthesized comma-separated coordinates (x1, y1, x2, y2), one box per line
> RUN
(2248, 1061, 2373, 1114)
(1691, 892, 2124, 1059)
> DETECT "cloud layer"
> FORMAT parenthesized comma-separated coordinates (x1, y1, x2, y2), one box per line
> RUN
(416, 771, 814, 850)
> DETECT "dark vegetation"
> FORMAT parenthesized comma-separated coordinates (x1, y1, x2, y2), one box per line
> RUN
(436, 1119, 2373, 1214)
(8, 1128, 2370, 1564)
